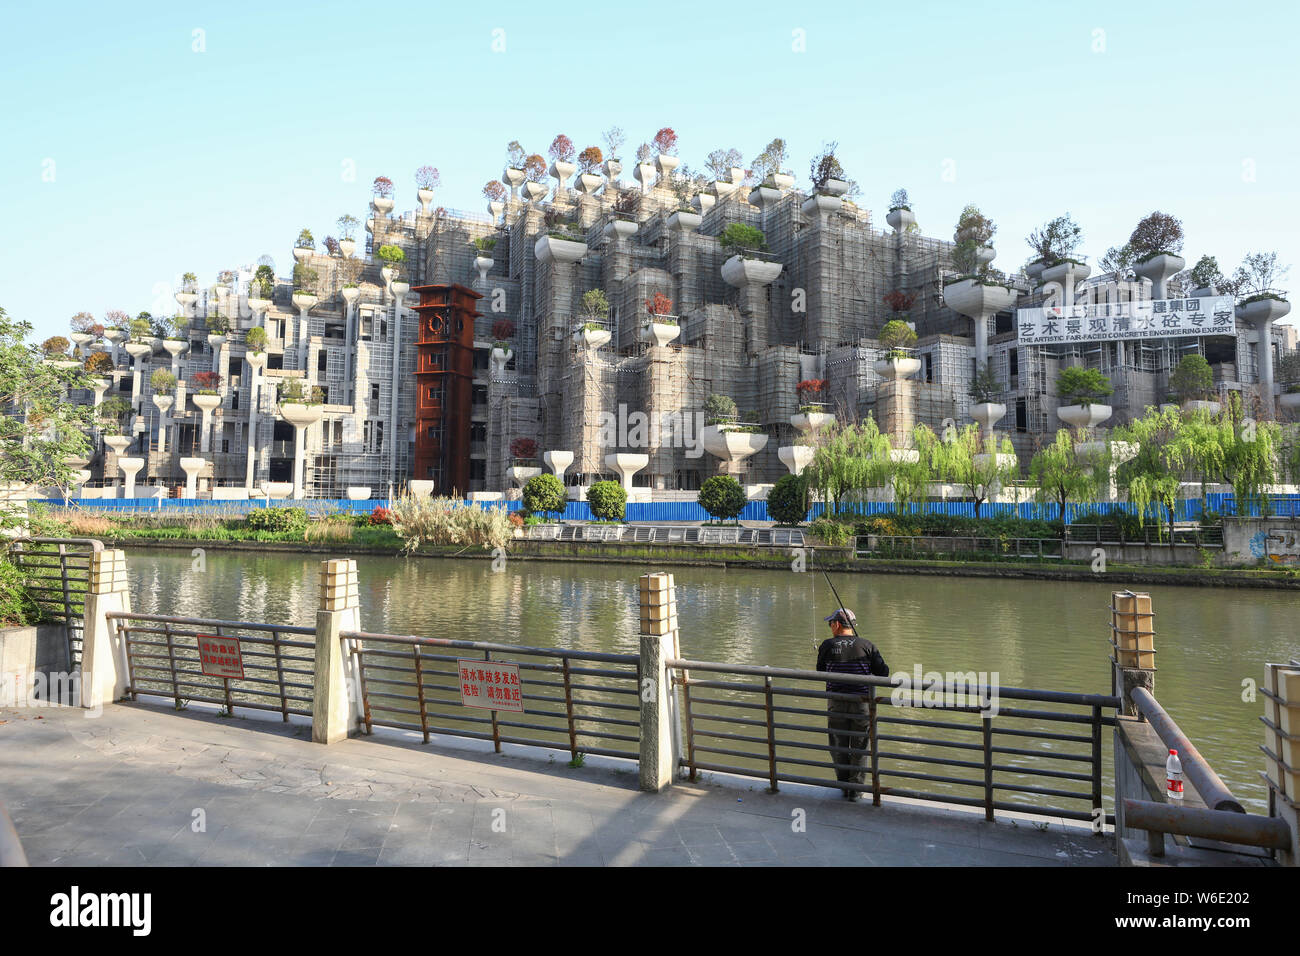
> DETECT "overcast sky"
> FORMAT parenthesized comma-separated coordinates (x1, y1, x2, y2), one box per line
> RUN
(3, 0, 1296, 342)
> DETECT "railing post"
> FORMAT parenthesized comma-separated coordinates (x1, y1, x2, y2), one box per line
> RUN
(638, 572, 678, 792)
(81, 549, 131, 711)
(982, 716, 994, 822)
(1110, 590, 1155, 718)
(1262, 661, 1300, 866)
(313, 558, 359, 744)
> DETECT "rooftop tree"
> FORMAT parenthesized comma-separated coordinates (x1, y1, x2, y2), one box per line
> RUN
(1026, 214, 1083, 265)
(577, 146, 603, 174)
(415, 165, 441, 190)
(1127, 211, 1184, 262)
(707, 148, 744, 182)
(523, 153, 547, 182)
(652, 127, 678, 156)
(1229, 252, 1290, 302)
(889, 188, 910, 212)
(1056, 367, 1114, 408)
(549, 135, 575, 163)
(336, 214, 359, 240)
(69, 311, 97, 334)
(371, 176, 394, 198)
(751, 138, 789, 182)
(601, 127, 625, 160)
(1169, 354, 1214, 403)
(483, 180, 507, 202)
(506, 140, 526, 169)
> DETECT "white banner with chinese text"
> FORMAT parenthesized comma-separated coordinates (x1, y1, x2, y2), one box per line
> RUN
(1016, 296, 1235, 346)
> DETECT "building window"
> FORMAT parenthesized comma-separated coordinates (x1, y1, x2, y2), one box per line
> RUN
(1015, 398, 1027, 432)
(318, 351, 328, 373)
(371, 383, 380, 403)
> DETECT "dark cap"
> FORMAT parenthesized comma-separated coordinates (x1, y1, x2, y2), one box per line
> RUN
(824, 608, 857, 627)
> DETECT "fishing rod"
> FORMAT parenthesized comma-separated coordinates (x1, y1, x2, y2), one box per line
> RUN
(811, 550, 858, 641)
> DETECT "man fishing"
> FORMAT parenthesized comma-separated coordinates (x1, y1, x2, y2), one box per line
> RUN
(816, 607, 889, 801)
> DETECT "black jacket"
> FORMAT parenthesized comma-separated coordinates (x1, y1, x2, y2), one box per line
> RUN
(816, 633, 889, 695)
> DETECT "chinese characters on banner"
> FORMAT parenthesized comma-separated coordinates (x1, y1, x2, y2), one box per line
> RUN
(196, 634, 244, 679)
(1016, 296, 1235, 346)
(457, 659, 524, 713)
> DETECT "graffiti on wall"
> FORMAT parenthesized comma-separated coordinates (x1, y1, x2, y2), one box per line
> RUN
(1250, 529, 1300, 565)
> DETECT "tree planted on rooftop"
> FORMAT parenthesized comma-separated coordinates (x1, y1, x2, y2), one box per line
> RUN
(601, 127, 625, 160)
(652, 127, 678, 157)
(579, 289, 609, 323)
(1169, 354, 1214, 403)
(505, 140, 526, 169)
(149, 368, 176, 394)
(719, 222, 767, 253)
(549, 135, 575, 163)
(251, 264, 275, 299)
(371, 176, 393, 198)
(483, 180, 507, 202)
(577, 146, 603, 174)
(954, 204, 995, 246)
(751, 138, 789, 182)
(878, 319, 917, 358)
(969, 361, 1004, 404)
(292, 263, 319, 293)
(40, 336, 70, 357)
(889, 188, 910, 212)
(1055, 366, 1114, 407)
(1026, 214, 1083, 265)
(706, 148, 744, 182)
(336, 214, 359, 241)
(415, 165, 440, 190)
(523, 153, 547, 182)
(244, 326, 267, 353)
(1127, 211, 1184, 262)
(703, 393, 738, 424)
(69, 311, 97, 334)
(1228, 252, 1290, 301)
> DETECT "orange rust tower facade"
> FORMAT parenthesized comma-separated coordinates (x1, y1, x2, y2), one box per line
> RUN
(410, 283, 481, 495)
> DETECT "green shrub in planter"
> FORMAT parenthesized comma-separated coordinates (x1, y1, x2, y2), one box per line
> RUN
(522, 473, 566, 517)
(244, 506, 309, 535)
(586, 481, 627, 522)
(698, 475, 747, 521)
(766, 473, 810, 525)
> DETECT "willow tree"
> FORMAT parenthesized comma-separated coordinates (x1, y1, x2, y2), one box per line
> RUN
(1213, 394, 1280, 516)
(891, 424, 938, 513)
(941, 425, 1018, 519)
(1113, 406, 1191, 545)
(0, 306, 93, 517)
(1029, 429, 1104, 538)
(806, 419, 891, 516)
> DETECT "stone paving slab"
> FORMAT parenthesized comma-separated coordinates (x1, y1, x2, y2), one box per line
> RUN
(0, 701, 1116, 866)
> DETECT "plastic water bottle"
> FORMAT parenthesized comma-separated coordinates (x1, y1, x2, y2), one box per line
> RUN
(1166, 749, 1183, 800)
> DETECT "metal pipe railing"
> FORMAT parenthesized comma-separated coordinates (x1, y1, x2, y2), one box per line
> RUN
(1129, 686, 1243, 813)
(1124, 798, 1290, 851)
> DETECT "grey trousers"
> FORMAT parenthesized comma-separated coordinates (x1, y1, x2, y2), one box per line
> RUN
(827, 697, 872, 790)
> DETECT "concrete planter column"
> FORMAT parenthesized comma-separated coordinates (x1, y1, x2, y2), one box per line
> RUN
(91, 379, 110, 409)
(543, 450, 574, 484)
(179, 457, 205, 499)
(175, 291, 198, 319)
(1041, 261, 1091, 307)
(103, 435, 131, 491)
(417, 187, 434, 214)
(193, 393, 221, 453)
(701, 426, 768, 477)
(549, 160, 576, 198)
(606, 453, 649, 492)
(1237, 298, 1291, 419)
(943, 278, 1020, 368)
(124, 341, 152, 411)
(279, 403, 324, 499)
(291, 293, 318, 371)
(791, 411, 836, 434)
(1057, 403, 1113, 430)
(778, 445, 815, 475)
(118, 458, 144, 498)
(1075, 440, 1138, 501)
(162, 339, 188, 378)
(207, 333, 227, 375)
(721, 255, 783, 354)
(970, 402, 1007, 443)
(244, 351, 267, 491)
(1133, 254, 1185, 301)
(152, 393, 174, 453)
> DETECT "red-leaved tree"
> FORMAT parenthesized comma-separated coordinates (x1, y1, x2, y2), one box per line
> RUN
(652, 127, 678, 156)
(796, 379, 827, 395)
(882, 290, 917, 313)
(549, 135, 575, 163)
(510, 437, 537, 460)
(645, 292, 673, 316)
(492, 319, 516, 340)
(578, 146, 603, 174)
(372, 176, 394, 197)
(483, 180, 507, 201)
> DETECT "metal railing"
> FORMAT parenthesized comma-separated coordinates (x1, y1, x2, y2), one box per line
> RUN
(667, 659, 1119, 824)
(8, 537, 103, 667)
(342, 631, 642, 763)
(1124, 684, 1292, 854)
(1067, 524, 1224, 548)
(856, 535, 1065, 562)
(109, 613, 316, 719)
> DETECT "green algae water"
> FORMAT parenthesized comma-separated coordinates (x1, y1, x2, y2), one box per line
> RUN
(124, 548, 1297, 812)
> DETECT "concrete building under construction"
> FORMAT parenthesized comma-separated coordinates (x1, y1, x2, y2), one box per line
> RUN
(65, 155, 1298, 500)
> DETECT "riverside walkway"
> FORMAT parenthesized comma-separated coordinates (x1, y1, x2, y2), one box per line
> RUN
(0, 701, 1113, 867)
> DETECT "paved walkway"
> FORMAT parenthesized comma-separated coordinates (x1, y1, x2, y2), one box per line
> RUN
(0, 700, 1116, 866)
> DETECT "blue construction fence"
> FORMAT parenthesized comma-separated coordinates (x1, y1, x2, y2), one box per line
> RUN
(33, 492, 1300, 523)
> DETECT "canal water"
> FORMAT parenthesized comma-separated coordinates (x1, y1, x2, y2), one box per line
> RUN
(125, 548, 1296, 812)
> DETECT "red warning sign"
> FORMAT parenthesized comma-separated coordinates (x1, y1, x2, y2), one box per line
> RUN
(456, 659, 523, 712)
(197, 634, 245, 679)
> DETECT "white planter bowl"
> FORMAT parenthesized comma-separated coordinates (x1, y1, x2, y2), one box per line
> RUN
(873, 357, 922, 380)
(1056, 403, 1112, 429)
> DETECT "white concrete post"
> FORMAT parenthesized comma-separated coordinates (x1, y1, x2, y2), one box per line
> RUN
(639, 572, 681, 792)
(81, 549, 131, 710)
(313, 558, 360, 744)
